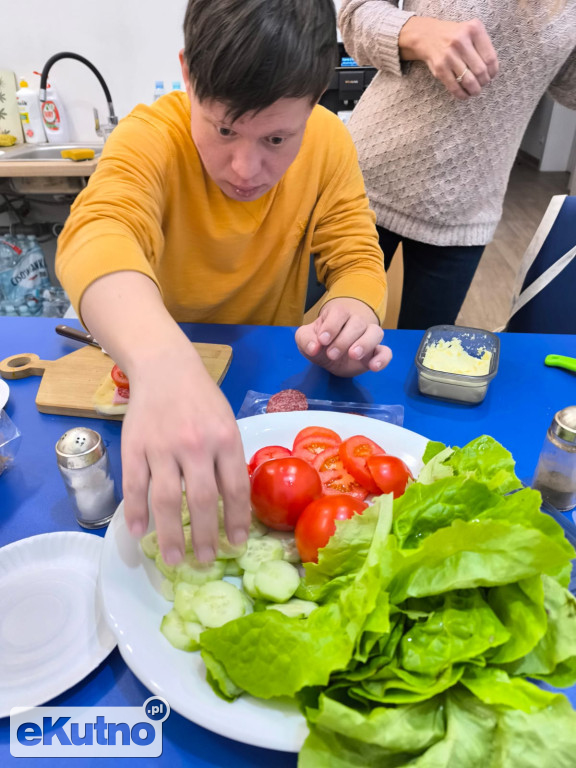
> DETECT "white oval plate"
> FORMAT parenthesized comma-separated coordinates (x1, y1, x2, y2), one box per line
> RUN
(0, 532, 116, 718)
(99, 411, 430, 752)
(0, 379, 9, 411)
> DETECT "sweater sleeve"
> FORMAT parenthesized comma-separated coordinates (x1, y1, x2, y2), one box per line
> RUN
(309, 123, 388, 324)
(55, 112, 170, 319)
(338, 0, 415, 76)
(548, 47, 576, 110)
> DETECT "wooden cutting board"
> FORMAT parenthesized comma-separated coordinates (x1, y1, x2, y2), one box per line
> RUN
(0, 343, 233, 420)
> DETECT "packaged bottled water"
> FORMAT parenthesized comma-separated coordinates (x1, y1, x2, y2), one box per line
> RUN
(0, 235, 52, 315)
(0, 238, 23, 310)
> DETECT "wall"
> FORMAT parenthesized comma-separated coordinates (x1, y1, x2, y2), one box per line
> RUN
(2, 0, 188, 142)
(521, 95, 576, 173)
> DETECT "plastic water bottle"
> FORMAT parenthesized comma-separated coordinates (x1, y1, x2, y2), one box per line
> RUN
(171, 81, 182, 92)
(153, 81, 165, 101)
(0, 239, 22, 311)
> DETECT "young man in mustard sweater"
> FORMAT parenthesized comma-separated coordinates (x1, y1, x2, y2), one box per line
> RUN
(56, 0, 391, 565)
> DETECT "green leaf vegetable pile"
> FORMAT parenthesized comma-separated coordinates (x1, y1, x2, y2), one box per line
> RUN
(197, 436, 576, 767)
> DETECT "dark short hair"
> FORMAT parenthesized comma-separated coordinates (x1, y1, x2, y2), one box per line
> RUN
(183, 0, 337, 121)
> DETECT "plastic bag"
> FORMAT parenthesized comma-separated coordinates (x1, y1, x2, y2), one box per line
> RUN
(236, 390, 404, 426)
(0, 409, 22, 476)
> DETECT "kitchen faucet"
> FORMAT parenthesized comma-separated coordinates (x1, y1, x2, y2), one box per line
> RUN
(39, 52, 118, 140)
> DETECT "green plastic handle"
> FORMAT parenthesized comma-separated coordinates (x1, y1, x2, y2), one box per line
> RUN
(545, 354, 576, 373)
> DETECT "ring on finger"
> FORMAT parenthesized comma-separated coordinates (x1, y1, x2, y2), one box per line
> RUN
(455, 66, 469, 83)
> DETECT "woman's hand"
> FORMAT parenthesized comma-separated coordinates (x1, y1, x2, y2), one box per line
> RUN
(399, 16, 499, 101)
(295, 297, 392, 377)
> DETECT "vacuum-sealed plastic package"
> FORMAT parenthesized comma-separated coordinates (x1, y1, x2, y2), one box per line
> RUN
(236, 390, 404, 426)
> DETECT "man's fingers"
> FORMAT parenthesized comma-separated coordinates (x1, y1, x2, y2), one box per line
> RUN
(182, 461, 221, 563)
(121, 427, 151, 538)
(148, 457, 187, 565)
(368, 345, 393, 372)
(215, 438, 252, 547)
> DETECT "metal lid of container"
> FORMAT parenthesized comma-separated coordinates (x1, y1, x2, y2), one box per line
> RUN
(55, 427, 104, 469)
(552, 406, 576, 444)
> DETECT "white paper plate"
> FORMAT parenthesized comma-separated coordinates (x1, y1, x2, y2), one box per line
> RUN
(0, 532, 116, 718)
(99, 411, 429, 752)
(0, 379, 9, 411)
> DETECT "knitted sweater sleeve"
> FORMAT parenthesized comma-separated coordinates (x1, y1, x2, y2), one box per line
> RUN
(338, 0, 415, 76)
(548, 47, 576, 110)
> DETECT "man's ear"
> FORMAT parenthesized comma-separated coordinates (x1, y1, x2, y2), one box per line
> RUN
(179, 49, 190, 91)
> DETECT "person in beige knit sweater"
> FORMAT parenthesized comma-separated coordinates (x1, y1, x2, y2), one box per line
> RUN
(339, 0, 576, 329)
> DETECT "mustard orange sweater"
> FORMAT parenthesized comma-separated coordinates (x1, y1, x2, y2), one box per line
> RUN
(56, 93, 387, 326)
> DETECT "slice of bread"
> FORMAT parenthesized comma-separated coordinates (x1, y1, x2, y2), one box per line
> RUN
(93, 373, 129, 416)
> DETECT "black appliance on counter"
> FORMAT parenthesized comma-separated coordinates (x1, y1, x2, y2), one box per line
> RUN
(319, 43, 377, 115)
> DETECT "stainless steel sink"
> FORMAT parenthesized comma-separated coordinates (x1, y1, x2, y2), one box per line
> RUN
(0, 143, 103, 161)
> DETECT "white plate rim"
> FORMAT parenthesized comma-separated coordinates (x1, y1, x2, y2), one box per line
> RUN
(0, 379, 9, 411)
(0, 531, 117, 718)
(99, 411, 431, 751)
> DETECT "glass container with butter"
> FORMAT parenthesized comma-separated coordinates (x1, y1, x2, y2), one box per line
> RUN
(415, 325, 500, 404)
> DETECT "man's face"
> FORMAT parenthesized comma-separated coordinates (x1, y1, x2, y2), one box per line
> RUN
(180, 53, 315, 202)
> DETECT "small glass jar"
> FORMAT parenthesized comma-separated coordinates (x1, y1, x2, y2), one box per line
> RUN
(532, 406, 576, 511)
(55, 427, 118, 528)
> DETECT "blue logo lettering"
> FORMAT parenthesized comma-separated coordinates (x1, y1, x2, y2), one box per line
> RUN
(16, 723, 41, 746)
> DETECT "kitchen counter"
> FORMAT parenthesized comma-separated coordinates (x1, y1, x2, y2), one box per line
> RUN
(0, 144, 100, 177)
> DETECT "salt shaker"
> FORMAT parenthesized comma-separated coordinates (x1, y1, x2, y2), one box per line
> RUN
(532, 406, 576, 511)
(55, 427, 119, 528)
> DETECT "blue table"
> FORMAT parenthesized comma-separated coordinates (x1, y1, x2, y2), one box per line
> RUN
(1, 318, 575, 766)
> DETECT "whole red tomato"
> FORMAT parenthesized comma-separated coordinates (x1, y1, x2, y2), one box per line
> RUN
(367, 455, 414, 498)
(295, 495, 368, 563)
(250, 457, 323, 531)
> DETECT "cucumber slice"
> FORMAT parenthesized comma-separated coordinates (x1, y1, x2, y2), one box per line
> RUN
(237, 536, 284, 573)
(155, 552, 178, 581)
(180, 493, 191, 526)
(216, 531, 247, 560)
(174, 581, 200, 621)
(183, 620, 204, 647)
(140, 531, 159, 559)
(248, 517, 268, 538)
(269, 531, 301, 564)
(223, 559, 243, 577)
(160, 609, 201, 651)
(176, 554, 225, 585)
(241, 591, 254, 615)
(161, 579, 175, 602)
(242, 571, 258, 598)
(254, 560, 300, 603)
(190, 580, 246, 628)
(266, 598, 319, 618)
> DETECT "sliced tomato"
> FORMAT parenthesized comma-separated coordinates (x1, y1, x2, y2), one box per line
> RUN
(313, 446, 368, 500)
(367, 455, 414, 499)
(292, 426, 342, 464)
(111, 364, 130, 391)
(339, 435, 387, 495)
(116, 386, 130, 400)
(295, 495, 369, 563)
(247, 445, 293, 478)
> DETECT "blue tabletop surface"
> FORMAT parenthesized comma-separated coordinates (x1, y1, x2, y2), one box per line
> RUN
(1, 318, 576, 765)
